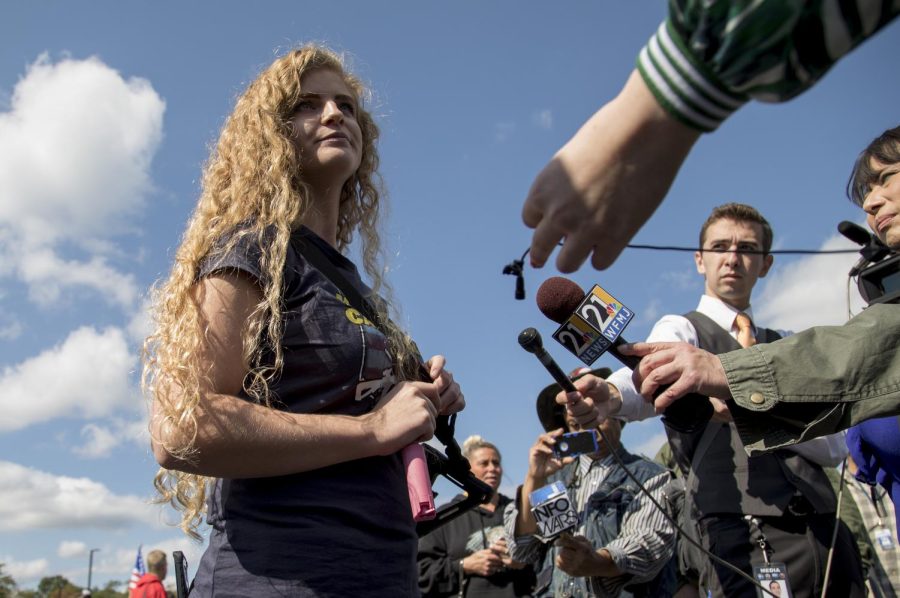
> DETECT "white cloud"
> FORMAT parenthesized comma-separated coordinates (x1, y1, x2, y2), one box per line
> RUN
(630, 431, 668, 460)
(494, 122, 516, 143)
(0, 460, 160, 531)
(17, 248, 139, 309)
(532, 109, 553, 130)
(1, 556, 49, 584)
(73, 418, 149, 458)
(642, 298, 662, 324)
(0, 53, 164, 309)
(75, 423, 122, 458)
(660, 267, 699, 292)
(127, 296, 154, 344)
(0, 326, 138, 432)
(755, 234, 866, 331)
(633, 297, 663, 330)
(58, 540, 88, 558)
(621, 418, 667, 460)
(0, 316, 23, 340)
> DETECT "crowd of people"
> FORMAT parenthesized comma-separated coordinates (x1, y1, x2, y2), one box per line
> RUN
(139, 1, 898, 596)
(416, 148, 900, 596)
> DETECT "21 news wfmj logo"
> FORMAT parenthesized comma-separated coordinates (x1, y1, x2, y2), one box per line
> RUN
(551, 285, 633, 365)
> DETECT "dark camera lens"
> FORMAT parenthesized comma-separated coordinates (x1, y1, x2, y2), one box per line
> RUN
(558, 441, 569, 452)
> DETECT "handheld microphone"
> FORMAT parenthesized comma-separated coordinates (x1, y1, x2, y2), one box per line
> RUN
(535, 277, 712, 432)
(838, 220, 890, 276)
(529, 480, 578, 541)
(518, 327, 577, 394)
(838, 220, 874, 247)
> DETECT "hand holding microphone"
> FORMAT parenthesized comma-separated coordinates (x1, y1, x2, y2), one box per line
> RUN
(427, 354, 465, 416)
(620, 341, 733, 410)
(518, 329, 604, 432)
(533, 277, 713, 432)
(405, 355, 466, 522)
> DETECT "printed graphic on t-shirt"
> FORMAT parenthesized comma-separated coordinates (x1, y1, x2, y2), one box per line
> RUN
(334, 292, 397, 404)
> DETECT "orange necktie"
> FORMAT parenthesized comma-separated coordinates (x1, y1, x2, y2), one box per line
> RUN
(735, 312, 756, 348)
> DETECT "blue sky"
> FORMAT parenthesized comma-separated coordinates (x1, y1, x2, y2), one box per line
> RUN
(1, 2, 898, 592)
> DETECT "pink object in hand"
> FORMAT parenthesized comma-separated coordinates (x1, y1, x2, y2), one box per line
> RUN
(403, 444, 436, 521)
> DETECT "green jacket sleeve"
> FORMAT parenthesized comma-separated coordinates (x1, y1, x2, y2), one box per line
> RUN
(636, 1, 900, 131)
(721, 304, 900, 454)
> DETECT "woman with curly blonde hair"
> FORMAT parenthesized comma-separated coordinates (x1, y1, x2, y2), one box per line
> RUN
(143, 45, 464, 596)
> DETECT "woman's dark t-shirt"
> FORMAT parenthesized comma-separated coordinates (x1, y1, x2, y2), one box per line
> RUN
(191, 226, 417, 597)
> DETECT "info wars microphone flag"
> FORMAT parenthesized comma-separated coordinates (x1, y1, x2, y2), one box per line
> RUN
(128, 545, 145, 591)
(529, 481, 578, 541)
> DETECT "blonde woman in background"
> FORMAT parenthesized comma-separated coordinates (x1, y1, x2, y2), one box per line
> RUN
(418, 435, 535, 597)
(143, 45, 464, 597)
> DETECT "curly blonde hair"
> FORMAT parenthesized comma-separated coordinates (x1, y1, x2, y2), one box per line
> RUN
(142, 44, 419, 539)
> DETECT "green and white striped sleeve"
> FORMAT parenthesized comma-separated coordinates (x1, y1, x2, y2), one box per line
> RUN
(637, 0, 900, 132)
(637, 19, 747, 132)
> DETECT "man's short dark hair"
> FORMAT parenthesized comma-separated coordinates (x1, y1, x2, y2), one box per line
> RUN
(699, 203, 773, 254)
(847, 126, 900, 207)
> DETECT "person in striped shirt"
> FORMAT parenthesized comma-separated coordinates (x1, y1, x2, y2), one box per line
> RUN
(522, 0, 899, 274)
(503, 370, 676, 597)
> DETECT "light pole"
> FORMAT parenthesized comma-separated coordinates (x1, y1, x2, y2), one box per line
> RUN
(86, 548, 100, 594)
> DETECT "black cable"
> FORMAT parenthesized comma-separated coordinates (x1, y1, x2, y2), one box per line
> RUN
(503, 244, 858, 299)
(821, 458, 848, 598)
(590, 424, 774, 595)
(629, 244, 858, 255)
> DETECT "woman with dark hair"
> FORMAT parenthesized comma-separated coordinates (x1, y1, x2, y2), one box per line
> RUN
(143, 45, 464, 596)
(846, 126, 900, 538)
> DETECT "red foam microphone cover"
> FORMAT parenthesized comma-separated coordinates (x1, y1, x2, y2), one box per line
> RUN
(536, 277, 585, 324)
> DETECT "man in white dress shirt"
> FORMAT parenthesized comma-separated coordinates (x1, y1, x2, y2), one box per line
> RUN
(564, 204, 862, 597)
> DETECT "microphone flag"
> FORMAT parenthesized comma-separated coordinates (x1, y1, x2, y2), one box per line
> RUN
(529, 481, 578, 541)
(550, 284, 634, 364)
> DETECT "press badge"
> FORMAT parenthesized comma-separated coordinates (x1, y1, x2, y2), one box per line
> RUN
(753, 562, 792, 597)
(876, 526, 895, 550)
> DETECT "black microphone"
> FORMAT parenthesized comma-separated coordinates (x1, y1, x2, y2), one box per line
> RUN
(838, 220, 890, 276)
(518, 327, 578, 393)
(838, 220, 874, 247)
(503, 259, 526, 300)
(536, 276, 712, 433)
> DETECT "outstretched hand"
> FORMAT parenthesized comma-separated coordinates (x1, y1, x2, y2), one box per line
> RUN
(620, 341, 731, 411)
(522, 70, 699, 272)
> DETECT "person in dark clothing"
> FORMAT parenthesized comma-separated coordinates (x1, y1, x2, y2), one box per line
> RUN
(144, 45, 465, 597)
(505, 371, 676, 597)
(419, 435, 535, 597)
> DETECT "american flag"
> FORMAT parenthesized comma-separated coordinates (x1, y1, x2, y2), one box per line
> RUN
(128, 545, 145, 591)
